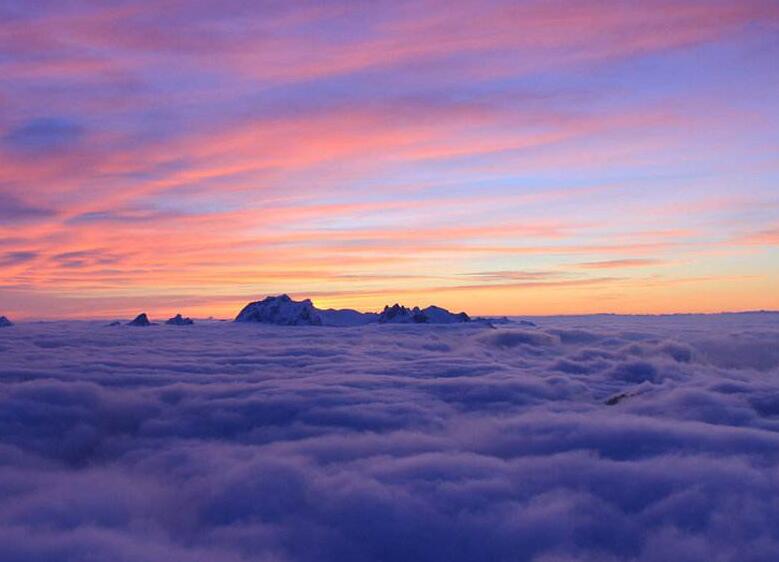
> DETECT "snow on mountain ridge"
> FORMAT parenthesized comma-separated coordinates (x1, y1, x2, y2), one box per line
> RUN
(235, 294, 324, 326)
(166, 314, 194, 325)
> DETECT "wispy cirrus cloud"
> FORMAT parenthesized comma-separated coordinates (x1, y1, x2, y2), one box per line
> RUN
(738, 225, 779, 246)
(0, 251, 38, 267)
(0, 193, 56, 224)
(2, 117, 84, 154)
(577, 258, 667, 269)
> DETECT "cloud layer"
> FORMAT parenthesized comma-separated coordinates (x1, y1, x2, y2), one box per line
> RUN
(1, 1, 779, 316)
(1, 314, 779, 560)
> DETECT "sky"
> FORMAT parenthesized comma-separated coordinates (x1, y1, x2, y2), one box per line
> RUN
(1, 0, 778, 319)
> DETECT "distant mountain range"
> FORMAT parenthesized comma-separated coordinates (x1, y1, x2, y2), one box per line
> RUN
(234, 294, 471, 326)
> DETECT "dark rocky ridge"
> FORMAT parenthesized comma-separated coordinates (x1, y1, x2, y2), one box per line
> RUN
(128, 313, 152, 327)
(166, 314, 194, 326)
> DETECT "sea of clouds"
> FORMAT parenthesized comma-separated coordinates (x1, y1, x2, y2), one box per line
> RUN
(1, 313, 779, 561)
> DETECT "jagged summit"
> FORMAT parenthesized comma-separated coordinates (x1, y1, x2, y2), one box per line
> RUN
(378, 304, 470, 324)
(378, 304, 423, 323)
(128, 313, 152, 327)
(235, 295, 469, 326)
(166, 314, 194, 326)
(0, 316, 13, 327)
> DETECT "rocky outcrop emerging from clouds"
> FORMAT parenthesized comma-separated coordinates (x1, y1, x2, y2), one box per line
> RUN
(166, 314, 194, 326)
(128, 313, 152, 326)
(235, 295, 323, 326)
(378, 304, 470, 324)
(0, 316, 13, 327)
(377, 304, 424, 323)
(235, 295, 470, 326)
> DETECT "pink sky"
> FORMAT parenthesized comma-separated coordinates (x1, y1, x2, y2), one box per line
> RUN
(1, 0, 778, 318)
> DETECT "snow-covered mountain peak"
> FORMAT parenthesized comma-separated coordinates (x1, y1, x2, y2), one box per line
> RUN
(235, 295, 323, 325)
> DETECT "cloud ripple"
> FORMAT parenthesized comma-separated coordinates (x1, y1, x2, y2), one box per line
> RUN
(1, 313, 778, 561)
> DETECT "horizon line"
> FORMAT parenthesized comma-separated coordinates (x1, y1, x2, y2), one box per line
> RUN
(6, 309, 779, 323)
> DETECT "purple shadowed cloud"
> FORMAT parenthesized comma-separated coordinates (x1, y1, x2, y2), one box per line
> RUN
(3, 117, 84, 154)
(0, 251, 38, 267)
(0, 193, 55, 224)
(1, 314, 779, 561)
